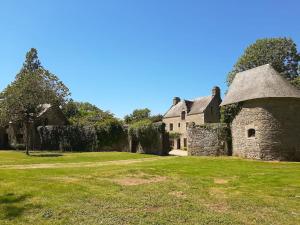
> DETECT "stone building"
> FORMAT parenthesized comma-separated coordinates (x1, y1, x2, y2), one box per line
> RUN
(0, 104, 68, 149)
(163, 86, 222, 150)
(221, 64, 300, 161)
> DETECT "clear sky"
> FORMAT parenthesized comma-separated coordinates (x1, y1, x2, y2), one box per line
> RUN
(1, 0, 299, 118)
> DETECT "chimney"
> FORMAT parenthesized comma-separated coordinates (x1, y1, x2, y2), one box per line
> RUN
(173, 97, 180, 106)
(212, 86, 220, 98)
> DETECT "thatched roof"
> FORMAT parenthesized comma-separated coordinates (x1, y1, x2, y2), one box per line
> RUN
(221, 64, 300, 106)
(164, 96, 213, 118)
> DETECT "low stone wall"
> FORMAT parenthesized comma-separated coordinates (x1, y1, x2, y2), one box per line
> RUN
(187, 123, 231, 156)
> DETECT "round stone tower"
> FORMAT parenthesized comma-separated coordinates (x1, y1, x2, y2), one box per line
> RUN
(221, 64, 300, 161)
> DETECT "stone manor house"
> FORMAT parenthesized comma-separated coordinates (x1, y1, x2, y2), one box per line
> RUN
(163, 86, 222, 149)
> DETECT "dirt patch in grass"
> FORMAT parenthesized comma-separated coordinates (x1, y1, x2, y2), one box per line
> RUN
(111, 171, 167, 186)
(205, 201, 229, 212)
(214, 178, 229, 184)
(168, 191, 187, 199)
(49, 176, 81, 183)
(113, 175, 166, 186)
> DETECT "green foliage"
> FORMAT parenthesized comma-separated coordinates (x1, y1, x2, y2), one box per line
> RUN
(150, 114, 163, 123)
(0, 48, 70, 125)
(63, 101, 115, 126)
(95, 118, 127, 149)
(169, 132, 181, 139)
(37, 121, 127, 152)
(128, 119, 164, 150)
(226, 37, 300, 86)
(220, 103, 242, 124)
(124, 108, 163, 124)
(223, 38, 300, 123)
(291, 76, 300, 89)
(124, 108, 151, 124)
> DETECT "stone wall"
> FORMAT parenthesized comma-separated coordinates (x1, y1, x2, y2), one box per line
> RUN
(232, 98, 300, 161)
(187, 123, 231, 156)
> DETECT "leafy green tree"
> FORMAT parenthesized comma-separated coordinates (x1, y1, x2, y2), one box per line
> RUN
(124, 108, 151, 124)
(226, 38, 300, 86)
(150, 114, 163, 123)
(222, 38, 300, 123)
(0, 48, 70, 154)
(63, 101, 115, 126)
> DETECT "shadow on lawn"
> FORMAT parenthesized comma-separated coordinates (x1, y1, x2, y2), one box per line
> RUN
(29, 153, 63, 157)
(0, 193, 39, 219)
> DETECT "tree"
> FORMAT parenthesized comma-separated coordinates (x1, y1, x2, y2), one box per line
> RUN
(222, 38, 300, 123)
(0, 48, 70, 154)
(63, 101, 115, 126)
(124, 108, 151, 124)
(227, 38, 300, 86)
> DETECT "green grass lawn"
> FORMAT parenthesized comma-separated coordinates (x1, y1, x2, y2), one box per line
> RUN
(0, 151, 299, 225)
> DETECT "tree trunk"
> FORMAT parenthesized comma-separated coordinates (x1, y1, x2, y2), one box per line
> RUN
(25, 121, 30, 156)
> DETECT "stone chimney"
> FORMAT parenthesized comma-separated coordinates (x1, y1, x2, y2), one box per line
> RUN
(212, 86, 221, 98)
(173, 97, 180, 106)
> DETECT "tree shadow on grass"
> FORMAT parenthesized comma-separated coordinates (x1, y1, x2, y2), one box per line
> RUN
(0, 193, 40, 220)
(29, 153, 63, 157)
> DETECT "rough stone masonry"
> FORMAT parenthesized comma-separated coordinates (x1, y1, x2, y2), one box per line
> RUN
(187, 123, 231, 156)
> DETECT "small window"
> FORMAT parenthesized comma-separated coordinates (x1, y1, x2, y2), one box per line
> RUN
(170, 123, 173, 131)
(178, 123, 180, 128)
(184, 138, 187, 147)
(181, 111, 186, 120)
(248, 129, 256, 138)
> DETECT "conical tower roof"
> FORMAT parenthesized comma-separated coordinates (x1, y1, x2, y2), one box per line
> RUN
(221, 64, 300, 106)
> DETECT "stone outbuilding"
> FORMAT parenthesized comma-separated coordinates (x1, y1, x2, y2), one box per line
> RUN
(0, 104, 68, 149)
(221, 64, 300, 161)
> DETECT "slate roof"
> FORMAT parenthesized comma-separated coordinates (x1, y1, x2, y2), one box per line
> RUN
(221, 64, 300, 106)
(164, 96, 213, 118)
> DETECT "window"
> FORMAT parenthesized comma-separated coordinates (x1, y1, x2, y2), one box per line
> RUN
(178, 123, 180, 128)
(181, 111, 186, 120)
(248, 129, 256, 138)
(170, 123, 173, 131)
(184, 138, 187, 148)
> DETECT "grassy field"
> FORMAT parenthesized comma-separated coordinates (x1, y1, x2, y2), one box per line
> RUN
(0, 151, 299, 225)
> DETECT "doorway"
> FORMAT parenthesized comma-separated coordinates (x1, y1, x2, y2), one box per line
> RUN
(177, 138, 181, 149)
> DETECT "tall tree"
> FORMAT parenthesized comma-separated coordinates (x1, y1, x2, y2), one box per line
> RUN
(63, 101, 115, 126)
(222, 38, 300, 123)
(0, 48, 70, 154)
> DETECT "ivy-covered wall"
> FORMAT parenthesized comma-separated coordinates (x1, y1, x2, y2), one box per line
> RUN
(36, 121, 170, 155)
(37, 124, 128, 152)
(128, 121, 170, 156)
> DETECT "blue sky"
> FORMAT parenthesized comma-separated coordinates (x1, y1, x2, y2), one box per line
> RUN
(0, 0, 299, 118)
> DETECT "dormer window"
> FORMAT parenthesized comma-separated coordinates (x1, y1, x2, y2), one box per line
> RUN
(181, 111, 186, 120)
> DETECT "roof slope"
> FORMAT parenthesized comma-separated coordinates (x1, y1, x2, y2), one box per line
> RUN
(221, 64, 300, 106)
(164, 96, 212, 118)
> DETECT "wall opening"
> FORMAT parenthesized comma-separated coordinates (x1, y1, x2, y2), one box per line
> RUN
(247, 128, 256, 138)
